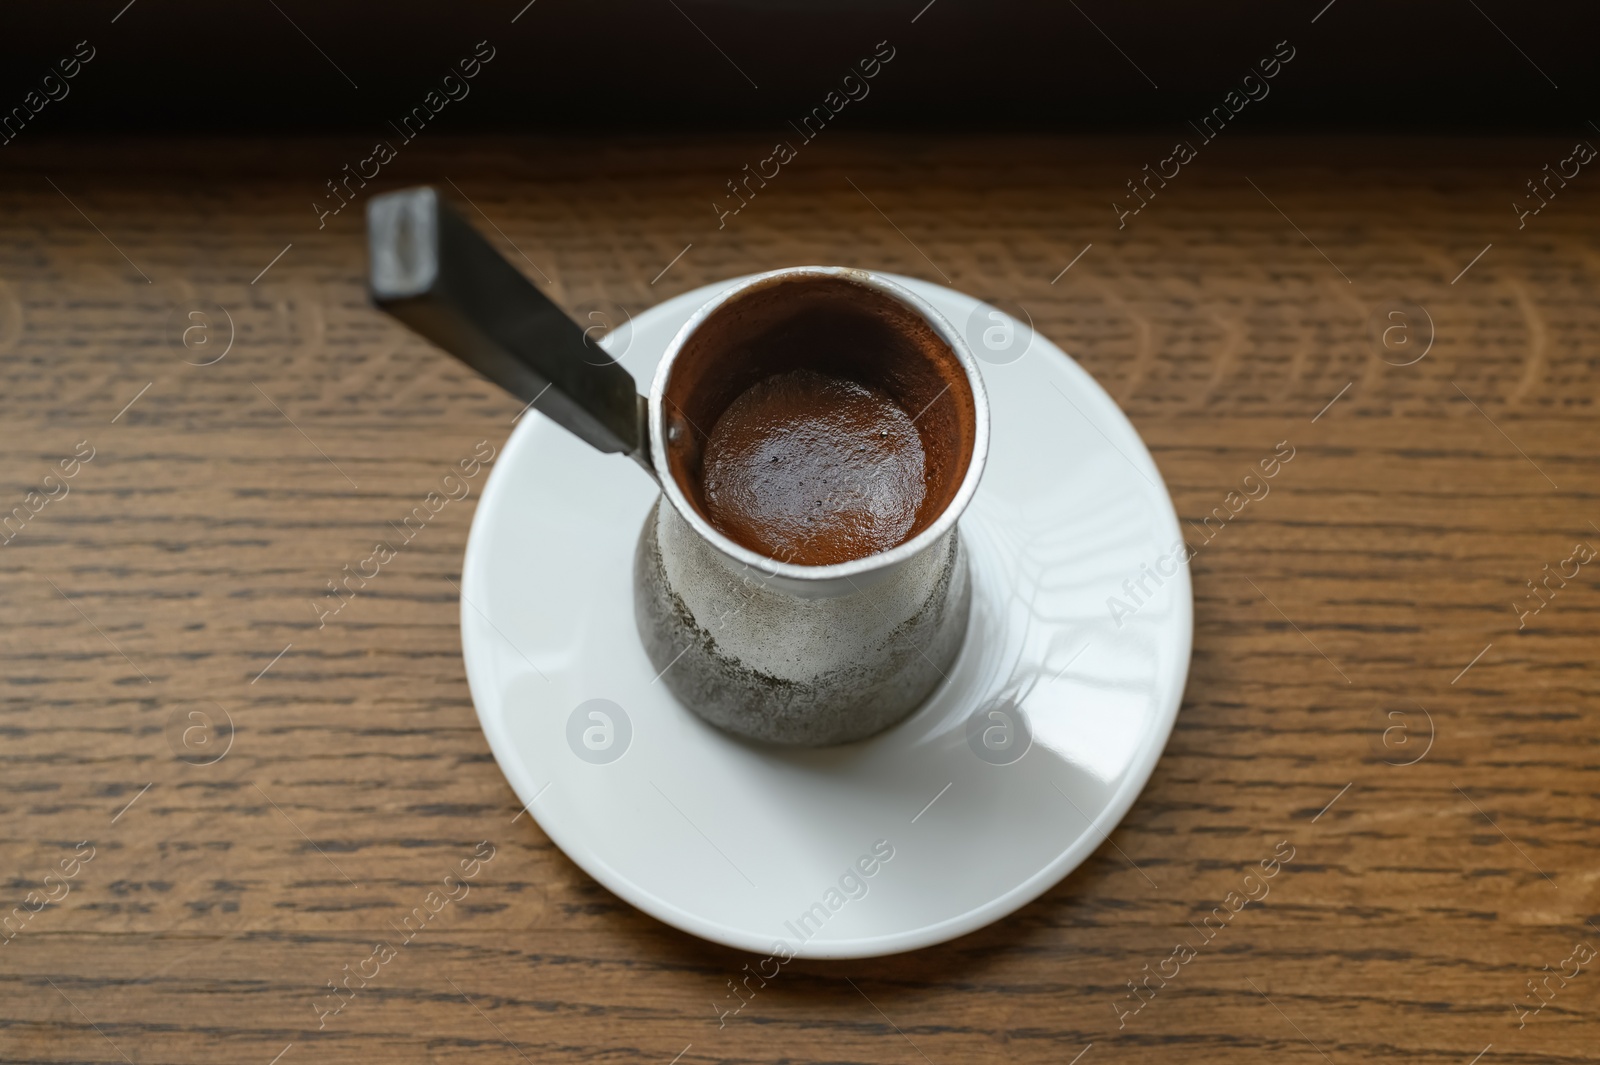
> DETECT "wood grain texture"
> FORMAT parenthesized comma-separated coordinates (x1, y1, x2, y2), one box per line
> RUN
(1, 135, 1598, 1065)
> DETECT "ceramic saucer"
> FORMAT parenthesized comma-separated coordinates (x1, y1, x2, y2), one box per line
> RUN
(460, 274, 1191, 958)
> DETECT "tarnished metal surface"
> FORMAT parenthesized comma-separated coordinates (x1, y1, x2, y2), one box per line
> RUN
(634, 498, 970, 745)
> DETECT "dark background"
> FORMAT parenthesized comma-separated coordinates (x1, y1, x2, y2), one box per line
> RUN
(2, 0, 1594, 135)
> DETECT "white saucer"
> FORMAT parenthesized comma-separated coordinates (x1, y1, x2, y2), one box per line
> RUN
(461, 274, 1191, 958)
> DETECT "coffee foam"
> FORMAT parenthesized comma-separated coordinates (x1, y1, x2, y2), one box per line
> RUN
(662, 275, 976, 566)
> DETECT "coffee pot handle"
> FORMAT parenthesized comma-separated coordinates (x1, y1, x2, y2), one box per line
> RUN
(366, 186, 652, 475)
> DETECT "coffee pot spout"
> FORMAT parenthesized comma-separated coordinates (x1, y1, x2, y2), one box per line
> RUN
(366, 185, 655, 480)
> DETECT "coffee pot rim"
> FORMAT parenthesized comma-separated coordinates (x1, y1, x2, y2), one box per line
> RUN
(646, 265, 991, 584)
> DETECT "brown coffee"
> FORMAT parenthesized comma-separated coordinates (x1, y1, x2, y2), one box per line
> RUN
(662, 274, 977, 567)
(700, 369, 926, 566)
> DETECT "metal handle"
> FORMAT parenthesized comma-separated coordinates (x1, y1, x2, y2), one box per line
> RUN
(366, 186, 651, 473)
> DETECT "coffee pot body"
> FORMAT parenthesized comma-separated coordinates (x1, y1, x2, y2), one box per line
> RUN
(634, 496, 970, 745)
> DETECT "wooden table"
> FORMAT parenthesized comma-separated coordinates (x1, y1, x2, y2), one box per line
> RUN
(3, 135, 1596, 1064)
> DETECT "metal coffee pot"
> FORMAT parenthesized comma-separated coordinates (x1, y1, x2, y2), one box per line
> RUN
(367, 187, 988, 745)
